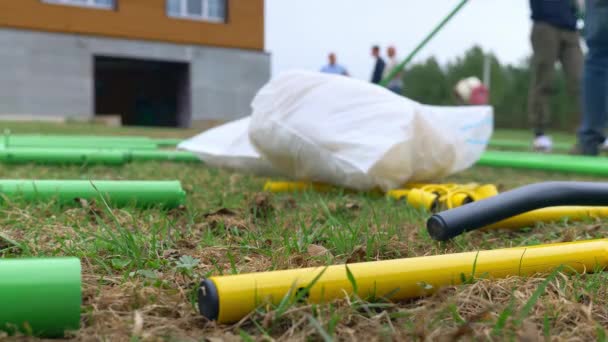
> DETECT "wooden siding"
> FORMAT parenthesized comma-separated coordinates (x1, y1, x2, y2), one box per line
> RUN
(0, 0, 264, 50)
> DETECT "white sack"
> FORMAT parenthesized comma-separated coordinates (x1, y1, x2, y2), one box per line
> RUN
(178, 117, 280, 176)
(248, 70, 493, 191)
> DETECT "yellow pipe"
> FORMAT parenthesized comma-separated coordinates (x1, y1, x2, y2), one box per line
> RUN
(263, 181, 334, 193)
(485, 206, 608, 230)
(265, 181, 498, 212)
(265, 181, 496, 197)
(200, 238, 608, 323)
(265, 181, 470, 194)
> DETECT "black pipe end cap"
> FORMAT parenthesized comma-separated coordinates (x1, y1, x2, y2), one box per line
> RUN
(426, 215, 452, 241)
(198, 279, 219, 321)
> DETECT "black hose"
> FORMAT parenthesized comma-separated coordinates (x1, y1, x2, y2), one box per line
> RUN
(427, 181, 608, 241)
(198, 279, 219, 320)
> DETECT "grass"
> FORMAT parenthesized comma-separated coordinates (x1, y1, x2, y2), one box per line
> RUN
(1, 123, 608, 340)
(492, 129, 576, 145)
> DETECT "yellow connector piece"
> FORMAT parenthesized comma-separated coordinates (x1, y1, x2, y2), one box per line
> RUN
(386, 189, 410, 200)
(443, 184, 499, 209)
(473, 184, 499, 200)
(389, 183, 499, 210)
(386, 189, 439, 211)
(406, 189, 439, 211)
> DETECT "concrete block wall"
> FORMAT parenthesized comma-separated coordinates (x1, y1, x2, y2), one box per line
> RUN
(0, 28, 270, 122)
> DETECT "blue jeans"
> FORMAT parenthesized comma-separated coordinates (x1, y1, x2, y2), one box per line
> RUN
(578, 0, 608, 155)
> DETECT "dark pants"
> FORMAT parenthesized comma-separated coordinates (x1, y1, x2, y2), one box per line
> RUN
(528, 22, 583, 136)
(578, 0, 608, 155)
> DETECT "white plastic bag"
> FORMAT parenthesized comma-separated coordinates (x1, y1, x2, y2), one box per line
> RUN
(178, 117, 280, 176)
(248, 70, 493, 191)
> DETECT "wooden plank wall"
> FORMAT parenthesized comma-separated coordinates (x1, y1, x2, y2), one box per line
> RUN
(0, 0, 264, 50)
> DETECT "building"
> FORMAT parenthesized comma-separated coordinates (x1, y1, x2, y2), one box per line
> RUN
(0, 0, 269, 127)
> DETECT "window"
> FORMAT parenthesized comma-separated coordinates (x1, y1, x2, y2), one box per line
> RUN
(167, 0, 226, 22)
(42, 0, 115, 10)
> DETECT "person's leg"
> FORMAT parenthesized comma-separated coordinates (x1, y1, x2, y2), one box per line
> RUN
(578, 51, 608, 155)
(559, 29, 583, 132)
(577, 0, 608, 155)
(528, 22, 560, 150)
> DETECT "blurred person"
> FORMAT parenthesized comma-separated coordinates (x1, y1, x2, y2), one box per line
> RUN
(383, 46, 404, 94)
(528, 0, 583, 152)
(320, 53, 349, 76)
(576, 0, 608, 155)
(370, 45, 385, 84)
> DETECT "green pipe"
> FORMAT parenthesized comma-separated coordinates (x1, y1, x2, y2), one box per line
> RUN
(6, 134, 151, 142)
(7, 133, 139, 138)
(4, 139, 158, 150)
(153, 138, 183, 147)
(3, 134, 186, 149)
(129, 150, 200, 162)
(379, 0, 469, 87)
(0, 147, 200, 164)
(489, 139, 571, 151)
(0, 258, 81, 337)
(0, 180, 186, 208)
(0, 148, 128, 165)
(477, 151, 608, 176)
(3, 134, 158, 150)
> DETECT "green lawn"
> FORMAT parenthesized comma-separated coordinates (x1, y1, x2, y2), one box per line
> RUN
(492, 129, 576, 145)
(0, 121, 202, 138)
(1, 123, 608, 340)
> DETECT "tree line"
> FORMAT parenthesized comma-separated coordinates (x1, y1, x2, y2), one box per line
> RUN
(401, 46, 579, 131)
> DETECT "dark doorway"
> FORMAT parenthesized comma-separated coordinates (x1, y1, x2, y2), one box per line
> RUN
(94, 56, 191, 127)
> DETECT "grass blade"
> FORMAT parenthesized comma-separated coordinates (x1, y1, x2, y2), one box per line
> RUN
(515, 265, 564, 326)
(307, 314, 333, 342)
(345, 264, 358, 294)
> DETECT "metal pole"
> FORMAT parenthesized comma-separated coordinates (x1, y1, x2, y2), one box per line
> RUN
(379, 0, 470, 87)
(483, 53, 492, 90)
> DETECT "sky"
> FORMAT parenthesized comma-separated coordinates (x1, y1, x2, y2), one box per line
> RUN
(265, 0, 533, 80)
